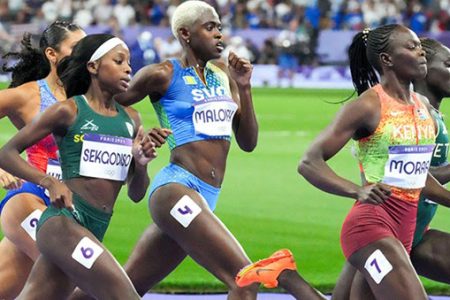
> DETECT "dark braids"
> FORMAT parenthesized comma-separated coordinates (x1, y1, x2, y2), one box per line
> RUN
(2, 20, 81, 88)
(348, 24, 402, 95)
(420, 37, 441, 61)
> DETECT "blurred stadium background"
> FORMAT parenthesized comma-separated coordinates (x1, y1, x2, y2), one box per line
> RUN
(1, 0, 450, 296)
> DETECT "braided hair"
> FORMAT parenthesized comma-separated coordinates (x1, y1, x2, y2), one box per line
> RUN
(420, 37, 442, 61)
(2, 20, 81, 88)
(348, 24, 403, 95)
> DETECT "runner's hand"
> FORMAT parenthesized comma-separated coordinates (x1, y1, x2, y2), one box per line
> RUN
(148, 127, 172, 147)
(228, 51, 253, 87)
(0, 167, 24, 190)
(357, 183, 391, 205)
(41, 176, 73, 210)
(132, 126, 157, 165)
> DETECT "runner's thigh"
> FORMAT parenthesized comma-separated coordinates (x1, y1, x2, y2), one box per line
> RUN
(36, 215, 139, 299)
(150, 183, 251, 285)
(349, 237, 427, 300)
(411, 229, 450, 284)
(1, 193, 47, 260)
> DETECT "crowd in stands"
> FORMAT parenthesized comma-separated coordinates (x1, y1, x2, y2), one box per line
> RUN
(0, 0, 449, 73)
(0, 0, 447, 31)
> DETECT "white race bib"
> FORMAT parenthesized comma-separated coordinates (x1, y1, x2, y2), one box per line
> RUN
(79, 134, 132, 181)
(20, 209, 42, 241)
(170, 195, 202, 228)
(193, 100, 237, 136)
(46, 158, 62, 181)
(382, 145, 434, 189)
(71, 236, 104, 269)
(364, 249, 393, 284)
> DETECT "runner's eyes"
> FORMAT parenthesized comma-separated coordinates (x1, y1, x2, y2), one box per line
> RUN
(206, 24, 221, 32)
(407, 43, 421, 50)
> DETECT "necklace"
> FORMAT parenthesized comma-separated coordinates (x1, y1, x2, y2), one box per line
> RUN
(182, 58, 205, 71)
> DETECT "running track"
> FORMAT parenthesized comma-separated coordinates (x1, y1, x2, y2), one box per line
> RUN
(143, 293, 450, 299)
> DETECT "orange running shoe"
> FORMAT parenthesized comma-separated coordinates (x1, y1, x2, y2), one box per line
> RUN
(235, 249, 297, 288)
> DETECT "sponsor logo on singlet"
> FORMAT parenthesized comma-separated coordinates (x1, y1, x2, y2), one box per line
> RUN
(125, 122, 134, 137)
(80, 119, 99, 131)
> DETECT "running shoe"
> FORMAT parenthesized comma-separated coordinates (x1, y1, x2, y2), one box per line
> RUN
(235, 249, 297, 288)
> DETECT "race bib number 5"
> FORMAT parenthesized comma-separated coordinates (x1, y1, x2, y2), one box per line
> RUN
(382, 145, 434, 189)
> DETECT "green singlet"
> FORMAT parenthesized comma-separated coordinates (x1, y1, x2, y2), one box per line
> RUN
(413, 109, 449, 247)
(57, 95, 134, 180)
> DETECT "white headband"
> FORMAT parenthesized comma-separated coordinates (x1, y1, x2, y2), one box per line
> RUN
(89, 37, 128, 62)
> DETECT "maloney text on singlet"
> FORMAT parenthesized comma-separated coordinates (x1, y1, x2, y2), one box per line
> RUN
(152, 59, 238, 149)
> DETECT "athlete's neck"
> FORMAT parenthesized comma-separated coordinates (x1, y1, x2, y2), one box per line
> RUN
(45, 70, 65, 101)
(414, 85, 442, 110)
(84, 86, 117, 115)
(380, 79, 414, 104)
(182, 54, 206, 70)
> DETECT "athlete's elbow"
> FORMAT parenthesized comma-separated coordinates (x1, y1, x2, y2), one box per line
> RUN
(128, 190, 145, 203)
(298, 156, 313, 178)
(239, 138, 257, 152)
(0, 147, 12, 170)
(127, 180, 149, 202)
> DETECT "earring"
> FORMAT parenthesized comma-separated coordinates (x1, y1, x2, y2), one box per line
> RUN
(187, 39, 190, 44)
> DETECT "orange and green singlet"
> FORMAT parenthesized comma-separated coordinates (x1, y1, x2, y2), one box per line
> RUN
(357, 84, 436, 202)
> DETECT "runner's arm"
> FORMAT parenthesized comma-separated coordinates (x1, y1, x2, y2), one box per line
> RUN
(422, 172, 450, 207)
(0, 101, 74, 185)
(126, 108, 150, 202)
(428, 164, 450, 185)
(298, 94, 390, 204)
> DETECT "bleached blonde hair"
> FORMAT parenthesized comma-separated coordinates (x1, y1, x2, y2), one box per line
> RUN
(171, 1, 219, 40)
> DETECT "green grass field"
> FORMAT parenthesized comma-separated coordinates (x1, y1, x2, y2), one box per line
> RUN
(1, 84, 449, 294)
